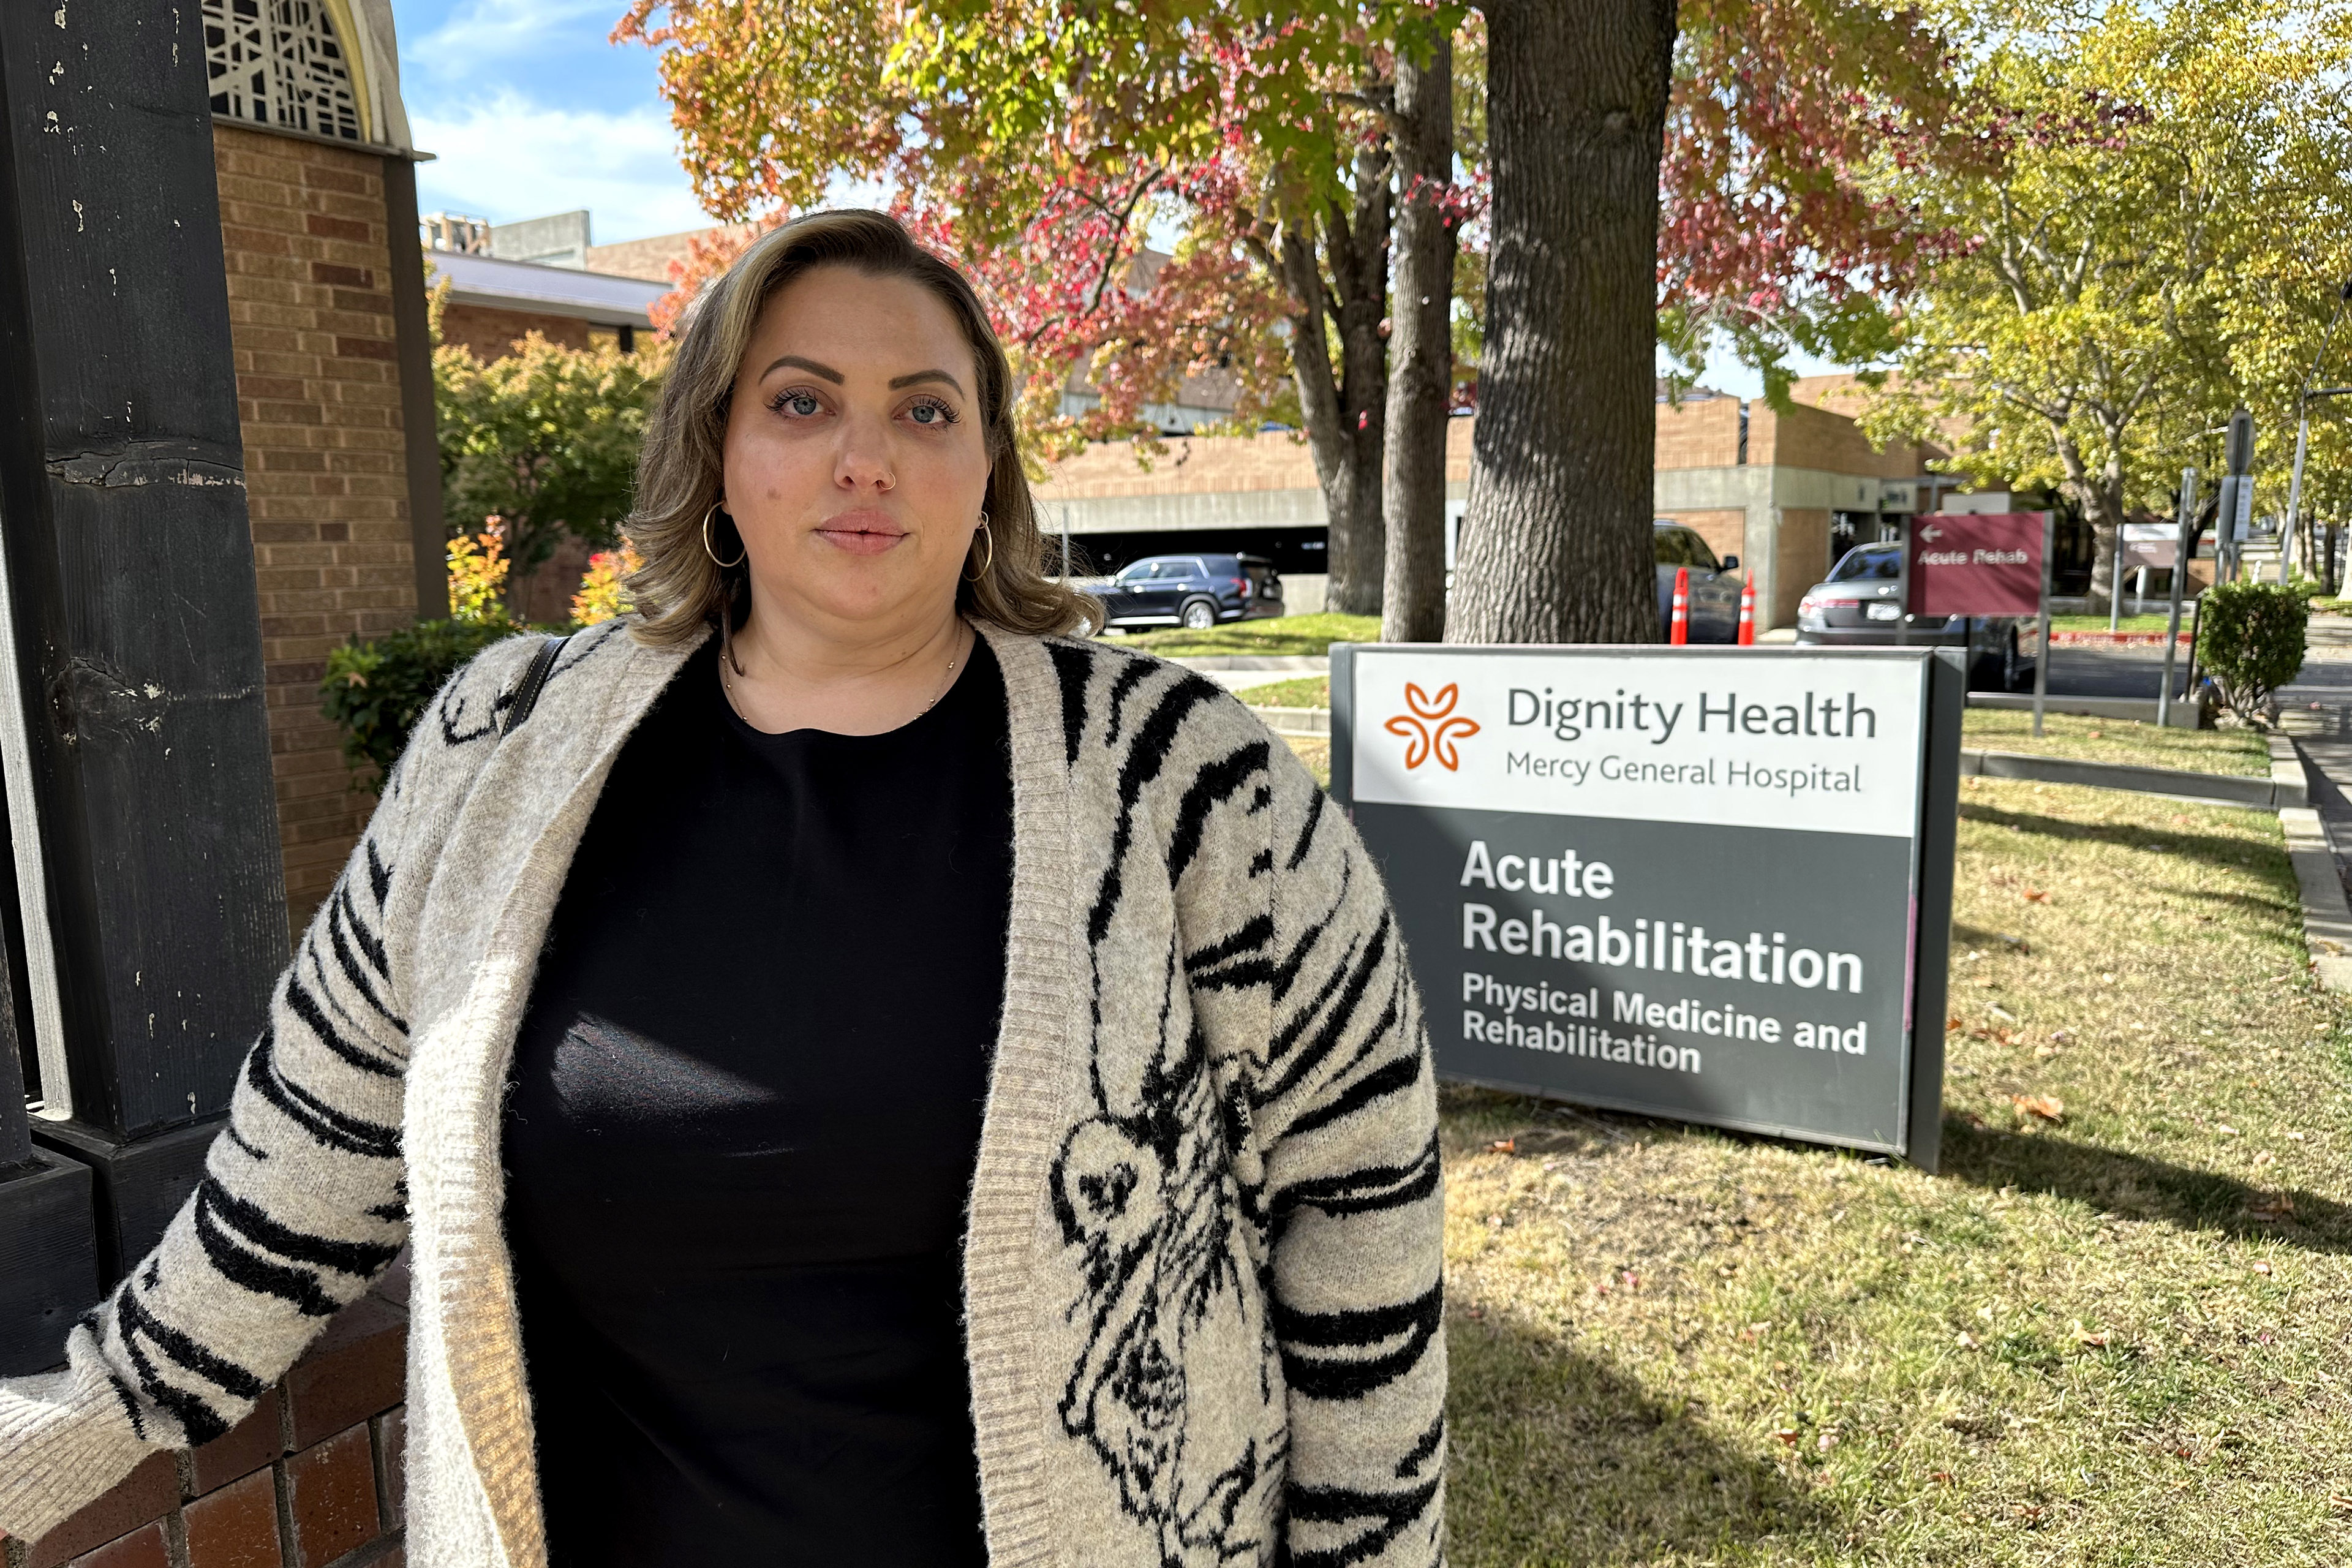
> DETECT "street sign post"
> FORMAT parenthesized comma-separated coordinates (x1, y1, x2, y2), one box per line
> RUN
(1332, 644, 1965, 1169)
(2158, 470, 2198, 729)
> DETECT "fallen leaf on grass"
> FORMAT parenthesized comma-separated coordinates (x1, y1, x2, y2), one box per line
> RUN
(1956, 1332, 1981, 1350)
(1989, 1003, 2019, 1023)
(2071, 1320, 2110, 1349)
(1929, 1471, 1954, 1485)
(2329, 1493, 2352, 1514)
(2048, 1028, 2075, 1043)
(2252, 1261, 2276, 1276)
(1948, 1016, 1964, 1032)
(1774, 1428, 1801, 1446)
(1488, 1139, 1516, 1153)
(2010, 1094, 2065, 1123)
(2023, 887, 2051, 903)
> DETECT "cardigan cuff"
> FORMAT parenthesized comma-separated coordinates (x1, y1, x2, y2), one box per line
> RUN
(0, 1359, 156, 1549)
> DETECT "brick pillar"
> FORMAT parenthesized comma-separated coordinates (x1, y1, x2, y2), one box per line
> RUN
(211, 124, 423, 934)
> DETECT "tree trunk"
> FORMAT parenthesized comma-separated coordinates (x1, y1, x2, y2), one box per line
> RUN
(1278, 228, 1379, 619)
(1322, 137, 1393, 617)
(1381, 30, 1458, 643)
(1448, 0, 1677, 644)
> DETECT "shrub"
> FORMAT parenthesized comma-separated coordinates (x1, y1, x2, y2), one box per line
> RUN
(2195, 580, 2307, 725)
(571, 543, 642, 627)
(320, 618, 530, 781)
(446, 523, 511, 622)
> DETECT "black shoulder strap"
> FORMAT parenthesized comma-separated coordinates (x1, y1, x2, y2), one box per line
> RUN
(499, 633, 569, 737)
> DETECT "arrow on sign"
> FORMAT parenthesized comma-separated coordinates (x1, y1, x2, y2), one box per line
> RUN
(1919, 524, 1946, 542)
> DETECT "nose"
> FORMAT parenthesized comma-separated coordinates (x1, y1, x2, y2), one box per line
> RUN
(833, 405, 895, 494)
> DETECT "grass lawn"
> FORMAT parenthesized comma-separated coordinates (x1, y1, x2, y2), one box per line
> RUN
(2049, 614, 2185, 633)
(1962, 711, 2271, 777)
(1277, 693, 2271, 779)
(1110, 612, 1380, 658)
(1237, 674, 1333, 709)
(1431, 778, 2352, 1564)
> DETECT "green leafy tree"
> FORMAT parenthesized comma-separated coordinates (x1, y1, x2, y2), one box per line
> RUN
(1860, 0, 2352, 612)
(434, 333, 671, 582)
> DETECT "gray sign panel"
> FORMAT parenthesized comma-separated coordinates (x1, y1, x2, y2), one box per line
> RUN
(1331, 644, 1963, 1167)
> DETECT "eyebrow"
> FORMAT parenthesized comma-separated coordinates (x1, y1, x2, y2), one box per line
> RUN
(758, 355, 966, 398)
(762, 355, 843, 383)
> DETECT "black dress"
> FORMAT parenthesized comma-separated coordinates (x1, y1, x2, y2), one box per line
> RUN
(503, 635, 1010, 1565)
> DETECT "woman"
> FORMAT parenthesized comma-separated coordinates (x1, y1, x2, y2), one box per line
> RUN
(0, 211, 1446, 1566)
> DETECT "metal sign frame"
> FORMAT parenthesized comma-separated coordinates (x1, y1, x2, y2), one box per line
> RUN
(1331, 643, 1966, 1171)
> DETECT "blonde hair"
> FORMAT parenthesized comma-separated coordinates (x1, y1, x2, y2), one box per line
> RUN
(623, 209, 1101, 643)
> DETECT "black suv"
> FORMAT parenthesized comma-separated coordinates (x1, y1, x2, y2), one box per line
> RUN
(1091, 553, 1284, 630)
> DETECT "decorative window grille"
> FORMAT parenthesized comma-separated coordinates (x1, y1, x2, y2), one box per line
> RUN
(203, 0, 364, 144)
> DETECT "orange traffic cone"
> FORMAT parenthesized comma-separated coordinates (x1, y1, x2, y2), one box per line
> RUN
(1738, 576, 1755, 645)
(1670, 567, 1690, 645)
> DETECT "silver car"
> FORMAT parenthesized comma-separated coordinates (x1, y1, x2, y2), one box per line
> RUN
(1793, 542, 2034, 691)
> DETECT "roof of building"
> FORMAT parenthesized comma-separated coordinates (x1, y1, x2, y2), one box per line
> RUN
(425, 251, 671, 329)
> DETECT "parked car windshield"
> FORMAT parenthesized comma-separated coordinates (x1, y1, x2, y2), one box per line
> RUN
(1827, 547, 1901, 582)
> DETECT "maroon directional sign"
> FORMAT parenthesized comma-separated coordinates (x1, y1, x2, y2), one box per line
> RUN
(1907, 513, 2046, 617)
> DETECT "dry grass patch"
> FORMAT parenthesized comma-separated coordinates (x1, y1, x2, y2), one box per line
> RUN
(1441, 778, 2352, 1565)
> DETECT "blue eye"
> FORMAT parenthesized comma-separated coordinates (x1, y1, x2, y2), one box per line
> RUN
(908, 398, 958, 426)
(785, 393, 821, 417)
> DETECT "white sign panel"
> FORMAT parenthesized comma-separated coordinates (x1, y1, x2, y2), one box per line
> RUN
(1349, 648, 1928, 838)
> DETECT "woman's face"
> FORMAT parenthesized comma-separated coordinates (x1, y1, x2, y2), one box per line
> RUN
(721, 265, 992, 636)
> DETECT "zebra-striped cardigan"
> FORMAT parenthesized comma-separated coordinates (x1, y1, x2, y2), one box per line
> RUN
(0, 620, 1446, 1567)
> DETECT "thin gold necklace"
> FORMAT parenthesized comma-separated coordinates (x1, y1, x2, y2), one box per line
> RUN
(720, 622, 967, 728)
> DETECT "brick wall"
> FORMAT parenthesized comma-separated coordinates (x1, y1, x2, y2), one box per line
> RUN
(436, 303, 595, 361)
(1654, 398, 1743, 471)
(213, 125, 423, 935)
(1751, 401, 1924, 481)
(0, 1278, 408, 1568)
(1774, 508, 1833, 624)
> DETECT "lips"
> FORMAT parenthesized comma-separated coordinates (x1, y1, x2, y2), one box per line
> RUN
(815, 508, 908, 557)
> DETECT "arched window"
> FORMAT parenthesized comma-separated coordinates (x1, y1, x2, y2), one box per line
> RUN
(204, 0, 364, 144)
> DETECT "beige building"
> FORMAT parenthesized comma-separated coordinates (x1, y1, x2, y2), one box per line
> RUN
(1031, 387, 1962, 630)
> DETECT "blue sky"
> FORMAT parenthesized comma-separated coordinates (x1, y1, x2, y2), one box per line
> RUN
(391, 0, 713, 244)
(385, 1, 1832, 394)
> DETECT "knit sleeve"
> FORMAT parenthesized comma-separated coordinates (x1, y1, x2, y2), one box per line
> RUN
(0, 636, 538, 1546)
(1251, 747, 1447, 1567)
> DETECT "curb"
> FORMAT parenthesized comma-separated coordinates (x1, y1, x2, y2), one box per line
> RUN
(2281, 808, 2352, 992)
(1959, 748, 2304, 807)
(1250, 705, 1329, 737)
(1964, 692, 2211, 729)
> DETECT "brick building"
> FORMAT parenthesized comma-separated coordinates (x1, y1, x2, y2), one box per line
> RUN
(1030, 388, 1979, 630)
(205, 0, 443, 933)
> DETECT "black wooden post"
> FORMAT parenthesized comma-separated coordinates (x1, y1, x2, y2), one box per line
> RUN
(0, 3, 289, 1317)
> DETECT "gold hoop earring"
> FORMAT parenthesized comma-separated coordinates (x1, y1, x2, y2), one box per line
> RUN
(702, 503, 746, 569)
(962, 513, 994, 582)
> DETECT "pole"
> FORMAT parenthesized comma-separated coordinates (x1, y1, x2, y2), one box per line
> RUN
(1896, 514, 1911, 648)
(2033, 511, 2054, 737)
(1061, 503, 1072, 579)
(2285, 413, 2310, 585)
(2157, 468, 2196, 730)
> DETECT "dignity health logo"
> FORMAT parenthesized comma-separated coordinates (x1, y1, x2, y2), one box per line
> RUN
(1385, 682, 1480, 771)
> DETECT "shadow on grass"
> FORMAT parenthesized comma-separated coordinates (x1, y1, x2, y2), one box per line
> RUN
(1447, 1311, 1827, 1565)
(1940, 1116, 2352, 1253)
(1958, 801, 2285, 876)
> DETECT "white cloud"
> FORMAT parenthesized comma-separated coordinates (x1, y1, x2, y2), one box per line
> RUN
(409, 92, 713, 241)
